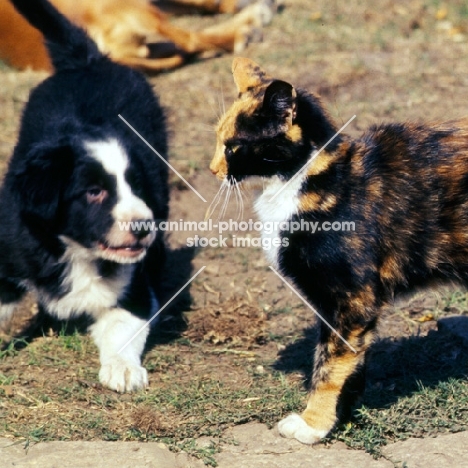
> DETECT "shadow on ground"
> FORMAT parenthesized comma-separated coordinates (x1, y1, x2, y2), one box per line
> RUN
(273, 317, 468, 411)
(0, 245, 196, 351)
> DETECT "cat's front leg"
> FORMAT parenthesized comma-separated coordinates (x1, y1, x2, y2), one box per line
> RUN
(89, 308, 150, 393)
(278, 302, 377, 444)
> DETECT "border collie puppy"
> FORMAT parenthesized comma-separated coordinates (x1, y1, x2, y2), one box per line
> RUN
(0, 0, 169, 392)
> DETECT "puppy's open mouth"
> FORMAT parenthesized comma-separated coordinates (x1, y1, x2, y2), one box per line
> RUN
(97, 241, 146, 259)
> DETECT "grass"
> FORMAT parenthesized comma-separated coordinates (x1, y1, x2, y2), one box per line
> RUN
(336, 378, 468, 457)
(1, 294, 467, 465)
(441, 291, 468, 312)
(0, 332, 306, 464)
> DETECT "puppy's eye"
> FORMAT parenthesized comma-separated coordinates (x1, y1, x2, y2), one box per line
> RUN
(86, 187, 107, 204)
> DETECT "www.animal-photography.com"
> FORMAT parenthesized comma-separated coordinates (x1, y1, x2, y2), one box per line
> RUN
(1, 1, 468, 467)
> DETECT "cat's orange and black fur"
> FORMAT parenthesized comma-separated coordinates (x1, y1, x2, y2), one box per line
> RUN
(210, 57, 468, 444)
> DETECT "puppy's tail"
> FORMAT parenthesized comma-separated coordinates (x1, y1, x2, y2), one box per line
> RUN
(9, 0, 104, 71)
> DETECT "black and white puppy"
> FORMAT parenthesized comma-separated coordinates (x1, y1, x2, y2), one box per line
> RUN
(0, 0, 169, 392)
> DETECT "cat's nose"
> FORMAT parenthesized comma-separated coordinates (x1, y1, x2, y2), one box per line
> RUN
(209, 160, 221, 175)
(210, 150, 227, 179)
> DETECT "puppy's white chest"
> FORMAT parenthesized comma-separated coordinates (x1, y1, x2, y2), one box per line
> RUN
(40, 247, 132, 320)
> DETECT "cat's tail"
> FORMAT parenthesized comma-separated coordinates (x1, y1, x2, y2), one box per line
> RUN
(8, 0, 104, 71)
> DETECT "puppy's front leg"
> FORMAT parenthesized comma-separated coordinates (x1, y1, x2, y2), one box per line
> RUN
(90, 308, 149, 392)
(0, 279, 27, 322)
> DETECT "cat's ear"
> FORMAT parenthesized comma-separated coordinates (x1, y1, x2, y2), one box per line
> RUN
(262, 80, 297, 125)
(232, 57, 272, 94)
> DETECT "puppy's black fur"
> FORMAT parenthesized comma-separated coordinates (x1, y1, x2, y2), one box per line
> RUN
(0, 0, 169, 392)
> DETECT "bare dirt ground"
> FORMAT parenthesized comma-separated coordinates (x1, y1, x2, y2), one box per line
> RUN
(1, 1, 468, 466)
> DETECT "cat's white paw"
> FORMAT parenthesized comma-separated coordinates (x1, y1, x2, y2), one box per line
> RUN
(99, 357, 148, 393)
(278, 413, 329, 445)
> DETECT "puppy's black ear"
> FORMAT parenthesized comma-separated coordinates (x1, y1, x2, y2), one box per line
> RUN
(13, 144, 75, 223)
(262, 80, 297, 125)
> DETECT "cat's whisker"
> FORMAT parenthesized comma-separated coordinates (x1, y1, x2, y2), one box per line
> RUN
(241, 183, 247, 219)
(196, 123, 216, 131)
(218, 178, 233, 220)
(210, 181, 229, 220)
(232, 178, 240, 220)
(195, 124, 216, 133)
(220, 79, 226, 115)
(208, 95, 221, 121)
(239, 185, 245, 220)
(204, 178, 229, 221)
(214, 179, 230, 214)
(239, 181, 247, 218)
(217, 89, 224, 122)
(224, 179, 236, 220)
(233, 179, 241, 220)
(233, 179, 245, 221)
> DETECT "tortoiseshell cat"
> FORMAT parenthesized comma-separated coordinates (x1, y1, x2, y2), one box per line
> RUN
(210, 57, 468, 444)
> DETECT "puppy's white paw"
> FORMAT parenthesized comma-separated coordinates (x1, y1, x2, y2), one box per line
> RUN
(99, 357, 148, 393)
(0, 303, 16, 322)
(278, 413, 328, 445)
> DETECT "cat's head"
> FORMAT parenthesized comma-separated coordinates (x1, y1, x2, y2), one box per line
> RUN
(210, 58, 327, 183)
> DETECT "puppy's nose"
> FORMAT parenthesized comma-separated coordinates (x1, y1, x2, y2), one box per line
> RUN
(130, 219, 154, 240)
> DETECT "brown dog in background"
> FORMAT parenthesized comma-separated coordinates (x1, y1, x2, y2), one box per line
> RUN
(0, 0, 276, 72)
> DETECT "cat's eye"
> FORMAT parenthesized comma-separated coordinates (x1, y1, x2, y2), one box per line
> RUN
(225, 145, 240, 158)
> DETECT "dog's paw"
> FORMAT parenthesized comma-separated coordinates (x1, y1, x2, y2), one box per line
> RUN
(229, 0, 276, 52)
(99, 357, 148, 393)
(278, 413, 329, 445)
(234, 25, 263, 53)
(248, 1, 275, 26)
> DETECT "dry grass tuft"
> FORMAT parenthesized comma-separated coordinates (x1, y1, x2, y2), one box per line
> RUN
(130, 405, 166, 435)
(184, 298, 267, 347)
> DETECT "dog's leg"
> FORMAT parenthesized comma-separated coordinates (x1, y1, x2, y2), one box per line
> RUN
(155, 0, 274, 54)
(198, 1, 274, 52)
(89, 308, 149, 392)
(0, 279, 27, 322)
(164, 0, 260, 14)
(117, 54, 185, 72)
